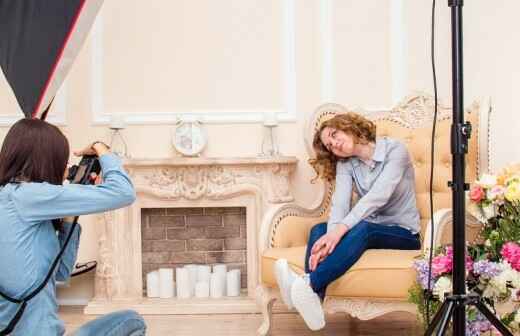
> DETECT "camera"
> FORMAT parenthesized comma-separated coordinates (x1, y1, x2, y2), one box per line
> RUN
(66, 155, 101, 185)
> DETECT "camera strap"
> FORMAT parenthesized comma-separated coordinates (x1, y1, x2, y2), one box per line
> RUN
(0, 217, 79, 335)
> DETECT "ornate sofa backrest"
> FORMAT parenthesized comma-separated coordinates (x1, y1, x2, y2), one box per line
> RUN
(305, 93, 491, 244)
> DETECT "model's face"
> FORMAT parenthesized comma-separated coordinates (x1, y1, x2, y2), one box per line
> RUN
(320, 127, 355, 158)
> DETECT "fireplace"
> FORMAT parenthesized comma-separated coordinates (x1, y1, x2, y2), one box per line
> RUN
(84, 156, 297, 315)
(141, 207, 248, 294)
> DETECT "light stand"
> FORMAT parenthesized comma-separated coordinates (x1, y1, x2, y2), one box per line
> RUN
(425, 1, 512, 335)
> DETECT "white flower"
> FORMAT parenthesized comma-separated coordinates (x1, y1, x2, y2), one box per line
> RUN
(478, 173, 498, 188)
(482, 204, 496, 220)
(483, 283, 501, 298)
(485, 261, 518, 299)
(485, 239, 492, 247)
(433, 276, 452, 301)
(510, 269, 520, 289)
(515, 311, 520, 324)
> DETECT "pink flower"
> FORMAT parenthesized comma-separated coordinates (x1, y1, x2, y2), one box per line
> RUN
(501, 242, 520, 271)
(445, 246, 453, 258)
(466, 254, 474, 272)
(436, 246, 472, 272)
(469, 185, 485, 203)
(431, 254, 453, 276)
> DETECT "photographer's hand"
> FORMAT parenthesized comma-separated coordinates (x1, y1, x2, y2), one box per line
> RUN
(73, 141, 110, 157)
(90, 172, 103, 185)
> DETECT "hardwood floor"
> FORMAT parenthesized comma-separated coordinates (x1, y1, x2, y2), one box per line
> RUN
(60, 307, 422, 335)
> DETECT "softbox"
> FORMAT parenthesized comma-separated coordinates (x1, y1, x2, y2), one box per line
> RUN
(0, 0, 103, 119)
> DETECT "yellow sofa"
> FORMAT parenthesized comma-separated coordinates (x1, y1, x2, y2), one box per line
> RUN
(255, 93, 491, 335)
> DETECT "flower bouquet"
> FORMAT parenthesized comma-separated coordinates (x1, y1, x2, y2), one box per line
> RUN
(409, 165, 520, 335)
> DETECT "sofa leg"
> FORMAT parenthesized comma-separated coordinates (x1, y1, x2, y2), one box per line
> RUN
(256, 285, 276, 336)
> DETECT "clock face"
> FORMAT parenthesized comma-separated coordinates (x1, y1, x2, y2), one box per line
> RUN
(173, 122, 207, 156)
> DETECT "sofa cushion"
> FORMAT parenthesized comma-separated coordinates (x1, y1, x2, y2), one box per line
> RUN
(261, 247, 422, 299)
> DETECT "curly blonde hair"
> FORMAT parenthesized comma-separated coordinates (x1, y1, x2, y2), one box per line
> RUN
(308, 112, 376, 182)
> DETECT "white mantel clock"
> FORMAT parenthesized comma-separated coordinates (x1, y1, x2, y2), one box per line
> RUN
(172, 119, 207, 157)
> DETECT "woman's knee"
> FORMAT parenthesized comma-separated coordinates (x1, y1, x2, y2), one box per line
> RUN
(309, 222, 327, 237)
(348, 220, 371, 236)
(119, 310, 146, 333)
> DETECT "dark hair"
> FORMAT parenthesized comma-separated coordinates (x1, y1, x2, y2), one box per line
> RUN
(308, 112, 376, 182)
(0, 118, 70, 230)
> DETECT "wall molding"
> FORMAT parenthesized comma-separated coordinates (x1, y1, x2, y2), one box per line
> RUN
(390, 0, 407, 105)
(319, 1, 407, 109)
(90, 0, 296, 125)
(320, 0, 334, 103)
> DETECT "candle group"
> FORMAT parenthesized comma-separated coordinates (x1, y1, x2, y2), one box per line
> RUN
(146, 264, 242, 299)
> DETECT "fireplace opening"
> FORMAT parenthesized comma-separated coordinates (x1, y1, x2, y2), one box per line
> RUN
(141, 207, 247, 297)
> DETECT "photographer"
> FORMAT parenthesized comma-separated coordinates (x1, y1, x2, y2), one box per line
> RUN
(0, 118, 146, 335)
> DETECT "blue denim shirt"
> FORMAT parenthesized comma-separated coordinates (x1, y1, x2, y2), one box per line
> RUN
(0, 154, 136, 335)
(327, 137, 420, 234)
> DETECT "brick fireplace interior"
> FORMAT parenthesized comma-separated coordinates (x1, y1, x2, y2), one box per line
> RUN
(141, 207, 247, 295)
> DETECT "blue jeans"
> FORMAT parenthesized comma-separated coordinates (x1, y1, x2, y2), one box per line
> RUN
(304, 221, 421, 300)
(71, 310, 146, 336)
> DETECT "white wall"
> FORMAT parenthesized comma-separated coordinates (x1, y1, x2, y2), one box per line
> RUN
(0, 0, 517, 303)
(405, 0, 520, 171)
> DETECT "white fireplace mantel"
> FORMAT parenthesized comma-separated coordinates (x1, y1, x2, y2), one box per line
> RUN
(84, 156, 298, 315)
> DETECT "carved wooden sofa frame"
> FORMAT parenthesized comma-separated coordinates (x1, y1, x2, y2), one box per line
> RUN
(255, 93, 491, 335)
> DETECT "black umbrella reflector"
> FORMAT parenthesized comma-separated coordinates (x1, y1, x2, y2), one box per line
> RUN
(0, 0, 104, 119)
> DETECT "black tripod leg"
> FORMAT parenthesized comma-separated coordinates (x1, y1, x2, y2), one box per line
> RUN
(473, 300, 514, 336)
(436, 301, 455, 336)
(424, 299, 451, 336)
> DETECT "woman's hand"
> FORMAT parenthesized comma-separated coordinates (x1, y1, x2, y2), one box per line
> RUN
(73, 142, 110, 157)
(311, 224, 349, 256)
(308, 225, 348, 271)
(309, 248, 327, 271)
(90, 172, 103, 185)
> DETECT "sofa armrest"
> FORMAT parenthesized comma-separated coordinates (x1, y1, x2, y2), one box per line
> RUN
(258, 203, 328, 254)
(422, 208, 483, 253)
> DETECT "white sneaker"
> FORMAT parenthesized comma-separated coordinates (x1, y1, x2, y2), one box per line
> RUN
(274, 259, 297, 309)
(290, 275, 325, 331)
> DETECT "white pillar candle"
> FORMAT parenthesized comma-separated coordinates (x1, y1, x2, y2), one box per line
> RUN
(212, 264, 227, 275)
(176, 267, 191, 299)
(226, 269, 241, 297)
(197, 265, 211, 283)
(146, 271, 159, 298)
(195, 281, 210, 298)
(210, 272, 225, 298)
(213, 264, 228, 296)
(185, 264, 199, 296)
(158, 268, 174, 298)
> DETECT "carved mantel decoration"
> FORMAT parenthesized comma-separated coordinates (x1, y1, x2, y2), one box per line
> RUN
(85, 156, 298, 315)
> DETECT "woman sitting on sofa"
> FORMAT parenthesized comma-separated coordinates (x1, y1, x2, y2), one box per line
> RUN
(274, 112, 421, 330)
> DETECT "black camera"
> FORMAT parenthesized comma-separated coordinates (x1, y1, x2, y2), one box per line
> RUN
(66, 155, 101, 185)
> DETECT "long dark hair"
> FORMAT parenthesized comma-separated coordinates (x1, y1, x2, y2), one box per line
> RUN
(0, 118, 70, 230)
